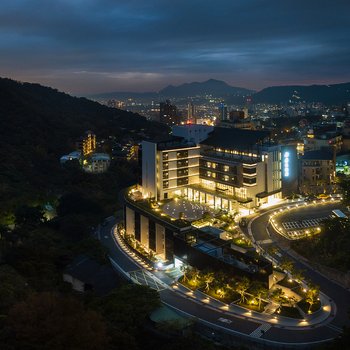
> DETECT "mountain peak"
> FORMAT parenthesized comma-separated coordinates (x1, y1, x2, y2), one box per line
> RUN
(159, 79, 253, 97)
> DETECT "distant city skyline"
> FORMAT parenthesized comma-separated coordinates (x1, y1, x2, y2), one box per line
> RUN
(0, 0, 349, 95)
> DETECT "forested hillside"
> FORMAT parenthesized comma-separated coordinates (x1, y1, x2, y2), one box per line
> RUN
(0, 77, 168, 221)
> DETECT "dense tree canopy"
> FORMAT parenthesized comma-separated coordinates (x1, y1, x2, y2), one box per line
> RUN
(2, 292, 109, 350)
(291, 217, 350, 271)
(0, 77, 168, 222)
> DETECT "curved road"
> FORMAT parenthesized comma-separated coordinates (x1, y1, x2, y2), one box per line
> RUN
(97, 211, 345, 349)
(248, 203, 350, 340)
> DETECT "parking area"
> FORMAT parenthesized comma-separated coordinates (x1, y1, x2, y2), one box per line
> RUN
(271, 201, 346, 240)
(282, 217, 329, 230)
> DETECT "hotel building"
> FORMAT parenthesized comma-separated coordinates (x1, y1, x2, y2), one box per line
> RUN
(122, 126, 281, 286)
(142, 127, 283, 209)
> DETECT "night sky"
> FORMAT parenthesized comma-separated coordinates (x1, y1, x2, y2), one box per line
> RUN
(1, 0, 349, 94)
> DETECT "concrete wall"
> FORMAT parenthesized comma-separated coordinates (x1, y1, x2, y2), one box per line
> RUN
(156, 223, 165, 257)
(125, 206, 135, 236)
(142, 141, 157, 199)
(140, 215, 149, 247)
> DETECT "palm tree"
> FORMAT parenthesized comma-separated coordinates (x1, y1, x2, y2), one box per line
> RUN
(235, 277, 250, 304)
(203, 271, 215, 292)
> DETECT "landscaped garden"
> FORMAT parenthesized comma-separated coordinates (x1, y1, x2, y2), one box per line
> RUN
(178, 266, 321, 318)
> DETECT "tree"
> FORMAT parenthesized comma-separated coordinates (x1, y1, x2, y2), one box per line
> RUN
(225, 276, 236, 297)
(235, 277, 250, 304)
(291, 268, 305, 283)
(180, 265, 191, 282)
(250, 281, 268, 309)
(96, 284, 160, 332)
(14, 205, 45, 228)
(267, 245, 279, 256)
(4, 292, 109, 350)
(305, 284, 320, 313)
(216, 287, 226, 299)
(270, 287, 285, 305)
(190, 267, 201, 286)
(202, 212, 212, 221)
(279, 257, 294, 273)
(0, 265, 30, 313)
(57, 192, 103, 218)
(338, 177, 350, 206)
(203, 271, 215, 292)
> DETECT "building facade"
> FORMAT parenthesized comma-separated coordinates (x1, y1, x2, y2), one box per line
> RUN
(299, 150, 335, 194)
(142, 138, 201, 200)
(159, 100, 179, 125)
(124, 188, 273, 287)
(142, 128, 283, 209)
(76, 130, 96, 156)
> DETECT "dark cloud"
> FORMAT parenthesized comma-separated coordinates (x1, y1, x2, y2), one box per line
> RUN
(0, 0, 349, 94)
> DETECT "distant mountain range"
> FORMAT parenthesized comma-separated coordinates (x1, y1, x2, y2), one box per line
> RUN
(159, 79, 253, 97)
(88, 79, 253, 101)
(253, 82, 350, 105)
(88, 79, 350, 105)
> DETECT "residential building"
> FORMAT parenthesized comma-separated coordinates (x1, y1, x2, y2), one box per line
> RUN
(299, 150, 335, 194)
(218, 103, 228, 121)
(76, 130, 96, 156)
(159, 100, 179, 125)
(187, 101, 195, 123)
(304, 130, 342, 154)
(84, 153, 111, 173)
(60, 151, 82, 164)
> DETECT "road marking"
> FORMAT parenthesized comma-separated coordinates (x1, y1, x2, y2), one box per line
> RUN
(249, 323, 272, 338)
(218, 317, 232, 324)
(282, 217, 327, 230)
(326, 323, 343, 332)
(256, 239, 272, 244)
(129, 269, 167, 291)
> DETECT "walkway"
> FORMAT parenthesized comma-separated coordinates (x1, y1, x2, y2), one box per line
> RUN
(98, 215, 343, 348)
(110, 224, 335, 329)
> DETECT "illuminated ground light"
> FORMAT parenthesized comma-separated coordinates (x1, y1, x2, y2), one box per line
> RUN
(220, 305, 229, 310)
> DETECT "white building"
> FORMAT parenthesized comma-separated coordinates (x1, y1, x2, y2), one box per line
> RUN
(84, 153, 111, 173)
(142, 128, 283, 209)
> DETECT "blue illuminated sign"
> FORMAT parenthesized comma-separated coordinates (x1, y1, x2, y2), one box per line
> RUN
(283, 151, 290, 177)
